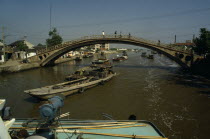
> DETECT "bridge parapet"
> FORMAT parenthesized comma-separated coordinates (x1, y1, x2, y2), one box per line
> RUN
(36, 34, 192, 55)
(30, 34, 204, 68)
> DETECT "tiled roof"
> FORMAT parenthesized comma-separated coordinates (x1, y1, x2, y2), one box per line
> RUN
(175, 43, 195, 46)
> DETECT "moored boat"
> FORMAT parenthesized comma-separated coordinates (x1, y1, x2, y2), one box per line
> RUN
(75, 56, 82, 61)
(147, 54, 154, 59)
(83, 53, 94, 58)
(112, 56, 127, 61)
(141, 52, 147, 57)
(113, 51, 128, 62)
(152, 51, 157, 54)
(91, 58, 112, 68)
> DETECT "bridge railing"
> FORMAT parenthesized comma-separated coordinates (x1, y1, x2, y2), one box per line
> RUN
(36, 34, 192, 55)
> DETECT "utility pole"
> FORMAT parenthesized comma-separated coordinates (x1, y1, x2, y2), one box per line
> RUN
(47, 1, 52, 50)
(50, 1, 52, 32)
(192, 34, 195, 42)
(2, 26, 6, 62)
(174, 35, 176, 44)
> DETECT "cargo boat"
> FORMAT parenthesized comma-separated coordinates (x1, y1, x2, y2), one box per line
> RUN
(25, 67, 116, 99)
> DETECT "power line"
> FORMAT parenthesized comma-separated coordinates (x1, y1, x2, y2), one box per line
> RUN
(57, 7, 210, 29)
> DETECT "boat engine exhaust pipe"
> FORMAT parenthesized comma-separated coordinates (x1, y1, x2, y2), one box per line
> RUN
(39, 96, 64, 122)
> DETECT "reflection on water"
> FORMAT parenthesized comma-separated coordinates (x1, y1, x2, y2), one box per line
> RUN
(0, 52, 210, 139)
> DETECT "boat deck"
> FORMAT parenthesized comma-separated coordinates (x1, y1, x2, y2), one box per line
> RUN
(10, 120, 167, 139)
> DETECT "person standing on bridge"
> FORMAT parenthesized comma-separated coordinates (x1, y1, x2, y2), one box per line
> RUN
(114, 31, 117, 37)
(102, 31, 105, 38)
(158, 40, 160, 45)
(128, 33, 131, 38)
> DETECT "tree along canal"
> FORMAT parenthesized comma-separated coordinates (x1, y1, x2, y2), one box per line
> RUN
(0, 51, 210, 139)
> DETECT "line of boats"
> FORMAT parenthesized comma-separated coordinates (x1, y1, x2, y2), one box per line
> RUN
(25, 51, 130, 100)
(25, 58, 116, 100)
(25, 50, 158, 100)
(0, 51, 168, 139)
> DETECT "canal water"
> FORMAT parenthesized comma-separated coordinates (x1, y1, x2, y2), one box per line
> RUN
(0, 50, 210, 139)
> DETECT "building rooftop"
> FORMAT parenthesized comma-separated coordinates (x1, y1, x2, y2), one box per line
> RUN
(9, 40, 34, 49)
(175, 43, 195, 46)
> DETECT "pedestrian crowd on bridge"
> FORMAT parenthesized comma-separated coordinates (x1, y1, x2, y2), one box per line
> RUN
(102, 31, 131, 38)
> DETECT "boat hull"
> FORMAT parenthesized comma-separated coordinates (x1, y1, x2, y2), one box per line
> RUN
(26, 73, 116, 100)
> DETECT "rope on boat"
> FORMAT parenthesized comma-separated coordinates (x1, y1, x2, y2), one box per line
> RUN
(10, 123, 146, 130)
(13, 121, 138, 126)
(65, 124, 147, 129)
(56, 129, 168, 139)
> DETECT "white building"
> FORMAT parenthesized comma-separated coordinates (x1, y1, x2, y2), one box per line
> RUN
(14, 50, 36, 60)
(0, 42, 4, 47)
(0, 52, 5, 63)
(94, 43, 109, 51)
(0, 42, 5, 62)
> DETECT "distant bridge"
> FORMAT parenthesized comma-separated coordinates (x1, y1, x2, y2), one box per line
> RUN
(28, 35, 203, 68)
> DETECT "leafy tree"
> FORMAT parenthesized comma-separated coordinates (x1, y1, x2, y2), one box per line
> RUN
(110, 48, 117, 50)
(37, 43, 44, 47)
(46, 28, 63, 46)
(0, 39, 3, 43)
(193, 28, 210, 55)
(96, 48, 100, 53)
(16, 41, 28, 51)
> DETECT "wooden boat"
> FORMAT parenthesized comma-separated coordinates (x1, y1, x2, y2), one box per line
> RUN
(83, 53, 94, 58)
(152, 51, 157, 54)
(91, 58, 112, 68)
(113, 52, 128, 61)
(75, 56, 82, 61)
(112, 56, 127, 61)
(141, 52, 147, 57)
(25, 68, 116, 99)
(65, 66, 94, 81)
(147, 54, 154, 59)
(83, 54, 89, 58)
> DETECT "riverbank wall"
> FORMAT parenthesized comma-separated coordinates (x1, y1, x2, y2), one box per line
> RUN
(0, 57, 74, 73)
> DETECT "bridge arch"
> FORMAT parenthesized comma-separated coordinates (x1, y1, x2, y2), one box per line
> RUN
(29, 35, 197, 68)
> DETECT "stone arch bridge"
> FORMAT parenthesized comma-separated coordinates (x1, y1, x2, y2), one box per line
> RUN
(28, 35, 202, 68)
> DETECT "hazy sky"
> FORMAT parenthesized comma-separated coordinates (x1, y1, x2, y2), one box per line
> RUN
(0, 0, 210, 45)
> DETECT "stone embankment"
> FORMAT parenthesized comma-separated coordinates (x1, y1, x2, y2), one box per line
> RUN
(0, 57, 74, 73)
